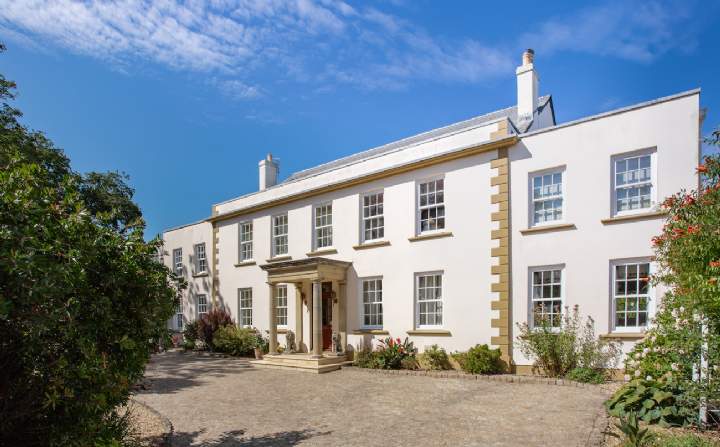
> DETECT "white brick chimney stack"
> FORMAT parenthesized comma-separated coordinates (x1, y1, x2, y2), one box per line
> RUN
(516, 48, 539, 125)
(258, 153, 279, 191)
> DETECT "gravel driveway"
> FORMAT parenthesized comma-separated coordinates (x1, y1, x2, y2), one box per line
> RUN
(135, 352, 610, 447)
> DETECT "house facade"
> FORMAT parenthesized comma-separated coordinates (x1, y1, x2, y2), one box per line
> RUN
(163, 50, 702, 372)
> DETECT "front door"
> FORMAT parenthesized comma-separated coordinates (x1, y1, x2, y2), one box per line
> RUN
(321, 282, 333, 350)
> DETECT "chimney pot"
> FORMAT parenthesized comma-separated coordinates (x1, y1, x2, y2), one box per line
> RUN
(259, 153, 279, 191)
(522, 48, 535, 65)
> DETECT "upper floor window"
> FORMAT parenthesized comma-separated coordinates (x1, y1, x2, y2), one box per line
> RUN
(272, 214, 288, 257)
(531, 170, 563, 226)
(194, 243, 207, 274)
(614, 152, 654, 215)
(418, 178, 445, 233)
(361, 278, 383, 328)
(314, 203, 333, 249)
(239, 222, 253, 262)
(613, 261, 652, 332)
(197, 294, 208, 319)
(416, 272, 443, 328)
(276, 285, 288, 327)
(172, 248, 183, 276)
(238, 288, 252, 327)
(530, 267, 563, 328)
(362, 192, 384, 242)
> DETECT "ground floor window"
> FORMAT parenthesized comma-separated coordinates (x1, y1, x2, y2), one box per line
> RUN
(416, 272, 443, 327)
(276, 285, 288, 327)
(197, 294, 208, 319)
(175, 302, 184, 330)
(530, 267, 563, 328)
(613, 261, 651, 331)
(238, 288, 252, 327)
(361, 278, 383, 328)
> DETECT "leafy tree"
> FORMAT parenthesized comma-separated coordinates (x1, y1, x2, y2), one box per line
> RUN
(0, 44, 181, 446)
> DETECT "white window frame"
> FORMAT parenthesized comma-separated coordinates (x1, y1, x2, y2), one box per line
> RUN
(271, 214, 288, 257)
(416, 177, 446, 235)
(194, 243, 207, 274)
(173, 248, 183, 276)
(197, 294, 208, 320)
(415, 271, 444, 329)
(529, 167, 565, 227)
(360, 191, 385, 243)
(611, 148, 657, 217)
(359, 277, 383, 329)
(238, 288, 252, 327)
(238, 221, 253, 262)
(175, 302, 184, 330)
(313, 202, 333, 250)
(275, 285, 288, 327)
(611, 258, 655, 333)
(528, 265, 564, 329)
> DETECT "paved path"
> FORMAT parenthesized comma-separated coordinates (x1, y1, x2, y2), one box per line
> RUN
(135, 352, 610, 447)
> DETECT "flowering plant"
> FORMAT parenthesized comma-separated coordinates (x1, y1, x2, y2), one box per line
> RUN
(375, 336, 416, 369)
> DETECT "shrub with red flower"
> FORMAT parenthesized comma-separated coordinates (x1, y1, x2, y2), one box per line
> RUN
(375, 336, 417, 369)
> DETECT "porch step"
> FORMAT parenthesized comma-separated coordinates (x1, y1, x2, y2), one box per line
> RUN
(250, 353, 347, 374)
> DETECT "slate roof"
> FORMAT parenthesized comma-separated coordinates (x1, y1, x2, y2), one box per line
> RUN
(282, 95, 552, 184)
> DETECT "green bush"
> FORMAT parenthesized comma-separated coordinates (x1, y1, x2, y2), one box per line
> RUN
(353, 346, 380, 369)
(401, 356, 419, 370)
(566, 367, 606, 384)
(422, 344, 450, 370)
(461, 344, 505, 374)
(197, 308, 234, 349)
(212, 326, 257, 356)
(183, 320, 200, 344)
(650, 432, 720, 447)
(516, 305, 620, 377)
(375, 337, 416, 370)
(606, 377, 696, 426)
(607, 411, 655, 447)
(0, 50, 180, 446)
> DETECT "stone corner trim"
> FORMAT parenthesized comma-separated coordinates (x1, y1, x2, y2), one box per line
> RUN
(234, 260, 257, 267)
(352, 240, 391, 250)
(407, 231, 454, 242)
(265, 255, 292, 263)
(519, 223, 577, 235)
(600, 210, 667, 225)
(490, 149, 512, 365)
(406, 329, 452, 336)
(306, 248, 339, 257)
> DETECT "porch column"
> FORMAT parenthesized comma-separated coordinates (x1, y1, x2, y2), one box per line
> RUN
(268, 282, 279, 355)
(294, 283, 304, 352)
(339, 280, 347, 352)
(311, 280, 322, 358)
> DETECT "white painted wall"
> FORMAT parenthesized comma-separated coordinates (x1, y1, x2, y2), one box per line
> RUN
(508, 91, 700, 366)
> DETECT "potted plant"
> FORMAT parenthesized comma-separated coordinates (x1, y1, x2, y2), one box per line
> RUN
(252, 329, 268, 359)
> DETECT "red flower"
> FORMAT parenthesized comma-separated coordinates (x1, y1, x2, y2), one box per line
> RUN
(697, 164, 708, 174)
(710, 260, 720, 268)
(687, 225, 700, 235)
(710, 278, 718, 285)
(651, 236, 663, 246)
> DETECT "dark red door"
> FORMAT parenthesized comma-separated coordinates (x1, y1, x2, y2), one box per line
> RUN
(322, 282, 333, 350)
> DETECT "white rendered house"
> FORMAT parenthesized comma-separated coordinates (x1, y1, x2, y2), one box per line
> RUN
(163, 50, 702, 373)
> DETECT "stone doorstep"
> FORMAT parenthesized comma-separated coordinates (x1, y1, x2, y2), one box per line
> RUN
(250, 353, 348, 374)
(250, 359, 343, 374)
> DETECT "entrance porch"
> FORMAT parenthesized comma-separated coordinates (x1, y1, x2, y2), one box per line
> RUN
(252, 257, 352, 373)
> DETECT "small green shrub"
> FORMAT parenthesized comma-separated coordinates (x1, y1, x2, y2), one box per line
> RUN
(421, 344, 450, 370)
(566, 367, 606, 384)
(183, 320, 199, 344)
(650, 432, 720, 447)
(251, 329, 269, 353)
(606, 376, 696, 426)
(606, 411, 654, 447)
(212, 326, 257, 356)
(451, 352, 468, 370)
(461, 344, 505, 374)
(197, 308, 234, 349)
(353, 346, 380, 369)
(401, 357, 419, 370)
(182, 340, 195, 351)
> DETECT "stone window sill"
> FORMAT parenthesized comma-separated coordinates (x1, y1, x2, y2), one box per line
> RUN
(277, 328, 288, 334)
(352, 240, 391, 250)
(601, 211, 667, 225)
(351, 329, 390, 335)
(265, 255, 292, 263)
(306, 248, 338, 257)
(192, 272, 209, 278)
(599, 332, 646, 340)
(520, 223, 576, 235)
(406, 329, 452, 336)
(408, 231, 453, 242)
(234, 260, 256, 267)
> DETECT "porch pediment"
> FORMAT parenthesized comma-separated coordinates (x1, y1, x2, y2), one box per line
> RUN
(260, 257, 351, 284)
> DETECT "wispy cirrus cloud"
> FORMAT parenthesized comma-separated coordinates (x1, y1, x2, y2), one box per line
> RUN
(0, 0, 704, 100)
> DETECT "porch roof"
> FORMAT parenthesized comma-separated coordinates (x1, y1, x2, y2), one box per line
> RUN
(260, 257, 351, 284)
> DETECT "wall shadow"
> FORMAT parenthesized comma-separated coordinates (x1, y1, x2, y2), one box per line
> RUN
(173, 428, 331, 447)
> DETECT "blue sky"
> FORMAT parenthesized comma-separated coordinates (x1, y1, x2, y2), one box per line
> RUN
(0, 0, 718, 238)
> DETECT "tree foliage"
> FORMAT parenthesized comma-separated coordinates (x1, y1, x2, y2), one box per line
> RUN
(0, 44, 181, 446)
